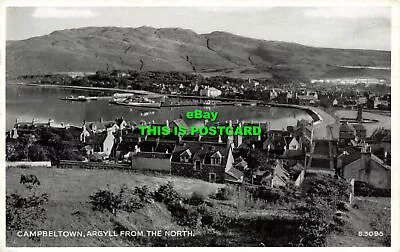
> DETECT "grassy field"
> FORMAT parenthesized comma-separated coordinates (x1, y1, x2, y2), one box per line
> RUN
(6, 167, 391, 247)
(6, 167, 223, 246)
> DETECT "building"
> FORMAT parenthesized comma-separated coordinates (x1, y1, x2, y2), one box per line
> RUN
(284, 136, 301, 150)
(339, 123, 356, 143)
(131, 151, 172, 172)
(200, 87, 222, 97)
(84, 128, 115, 158)
(338, 144, 391, 189)
(258, 160, 290, 188)
(171, 141, 239, 183)
(353, 124, 366, 140)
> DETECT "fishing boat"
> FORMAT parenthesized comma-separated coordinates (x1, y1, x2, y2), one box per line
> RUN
(61, 95, 88, 102)
(114, 97, 161, 108)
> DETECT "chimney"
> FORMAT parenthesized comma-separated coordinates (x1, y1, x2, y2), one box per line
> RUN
(100, 117, 104, 123)
(166, 119, 169, 127)
(360, 143, 371, 171)
(218, 134, 222, 143)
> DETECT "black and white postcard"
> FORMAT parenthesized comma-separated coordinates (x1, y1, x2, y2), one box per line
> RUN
(1, 0, 398, 249)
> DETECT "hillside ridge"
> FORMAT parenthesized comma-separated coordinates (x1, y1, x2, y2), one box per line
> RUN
(6, 26, 391, 80)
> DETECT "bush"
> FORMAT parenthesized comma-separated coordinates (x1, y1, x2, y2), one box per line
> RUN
(292, 175, 352, 246)
(153, 181, 182, 204)
(89, 185, 153, 214)
(187, 191, 207, 206)
(6, 193, 49, 232)
(211, 187, 234, 201)
(133, 185, 153, 203)
(167, 200, 200, 228)
(354, 181, 390, 197)
(89, 189, 122, 213)
(198, 206, 232, 231)
(246, 186, 284, 203)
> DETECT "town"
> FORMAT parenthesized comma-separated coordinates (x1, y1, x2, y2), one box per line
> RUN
(6, 71, 391, 191)
(5, 8, 392, 247)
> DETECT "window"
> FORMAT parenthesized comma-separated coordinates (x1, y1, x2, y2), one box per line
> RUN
(194, 160, 201, 171)
(209, 173, 216, 183)
(211, 157, 221, 165)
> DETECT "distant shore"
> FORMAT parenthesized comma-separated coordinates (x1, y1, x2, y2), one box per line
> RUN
(10, 82, 162, 98)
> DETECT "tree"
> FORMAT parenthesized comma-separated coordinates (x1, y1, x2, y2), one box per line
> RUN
(19, 135, 36, 161)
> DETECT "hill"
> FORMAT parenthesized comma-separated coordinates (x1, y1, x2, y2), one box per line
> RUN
(6, 26, 391, 80)
(6, 167, 389, 246)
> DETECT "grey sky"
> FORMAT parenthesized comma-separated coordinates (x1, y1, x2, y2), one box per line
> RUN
(6, 6, 391, 50)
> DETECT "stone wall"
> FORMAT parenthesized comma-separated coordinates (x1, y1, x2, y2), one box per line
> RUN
(171, 162, 225, 183)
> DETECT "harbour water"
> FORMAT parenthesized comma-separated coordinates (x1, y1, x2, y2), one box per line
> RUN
(6, 85, 313, 130)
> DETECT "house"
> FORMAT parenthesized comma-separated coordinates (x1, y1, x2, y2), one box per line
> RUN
(332, 99, 338, 107)
(171, 141, 237, 183)
(259, 160, 290, 188)
(169, 119, 189, 130)
(200, 87, 222, 97)
(225, 166, 244, 184)
(84, 128, 115, 157)
(339, 123, 356, 143)
(353, 124, 366, 140)
(338, 144, 390, 189)
(233, 156, 248, 171)
(284, 136, 301, 150)
(271, 160, 291, 187)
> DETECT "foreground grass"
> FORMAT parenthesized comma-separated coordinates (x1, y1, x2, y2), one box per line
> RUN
(6, 167, 223, 246)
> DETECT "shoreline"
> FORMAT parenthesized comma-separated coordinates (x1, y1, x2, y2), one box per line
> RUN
(10, 82, 323, 122)
(9, 83, 330, 137)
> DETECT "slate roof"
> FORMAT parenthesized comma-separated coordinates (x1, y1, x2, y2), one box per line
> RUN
(170, 119, 189, 129)
(172, 141, 229, 166)
(86, 132, 107, 145)
(225, 166, 244, 182)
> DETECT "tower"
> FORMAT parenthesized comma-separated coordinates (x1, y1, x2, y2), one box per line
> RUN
(356, 105, 363, 122)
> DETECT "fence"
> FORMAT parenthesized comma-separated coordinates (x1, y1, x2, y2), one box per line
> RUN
(58, 160, 131, 170)
(6, 161, 52, 168)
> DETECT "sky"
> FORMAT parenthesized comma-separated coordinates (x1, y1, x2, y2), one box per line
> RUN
(6, 6, 391, 50)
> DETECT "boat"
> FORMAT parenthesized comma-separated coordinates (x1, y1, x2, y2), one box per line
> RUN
(114, 97, 161, 108)
(61, 95, 88, 102)
(113, 93, 135, 98)
(109, 98, 126, 104)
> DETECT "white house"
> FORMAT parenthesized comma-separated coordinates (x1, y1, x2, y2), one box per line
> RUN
(200, 87, 222, 97)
